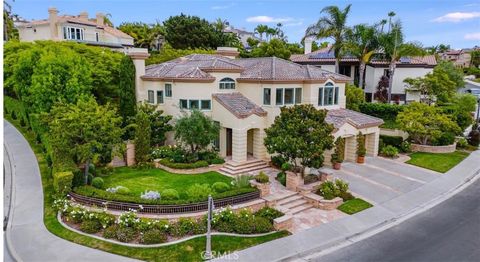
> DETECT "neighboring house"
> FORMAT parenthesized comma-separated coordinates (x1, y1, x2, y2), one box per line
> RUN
(440, 47, 479, 68)
(223, 26, 261, 49)
(15, 7, 134, 50)
(128, 47, 383, 173)
(291, 46, 437, 103)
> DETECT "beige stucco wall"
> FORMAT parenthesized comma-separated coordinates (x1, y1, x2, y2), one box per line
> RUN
(18, 24, 52, 41)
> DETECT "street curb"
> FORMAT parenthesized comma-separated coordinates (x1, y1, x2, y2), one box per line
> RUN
(57, 212, 279, 248)
(289, 166, 480, 261)
(4, 138, 23, 262)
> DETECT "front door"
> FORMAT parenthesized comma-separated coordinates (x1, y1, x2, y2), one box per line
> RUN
(226, 128, 232, 156)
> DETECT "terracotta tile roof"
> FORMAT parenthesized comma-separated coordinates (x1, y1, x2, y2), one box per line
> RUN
(144, 54, 350, 82)
(370, 55, 437, 66)
(326, 109, 383, 129)
(213, 92, 267, 119)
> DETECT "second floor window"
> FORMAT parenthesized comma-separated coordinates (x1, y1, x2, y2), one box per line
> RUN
(318, 83, 339, 106)
(219, 78, 235, 89)
(263, 88, 271, 105)
(180, 99, 211, 110)
(63, 26, 84, 40)
(165, 83, 172, 97)
(275, 88, 302, 106)
(147, 90, 154, 104)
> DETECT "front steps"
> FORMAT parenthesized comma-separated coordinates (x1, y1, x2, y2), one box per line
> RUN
(219, 159, 269, 176)
(264, 191, 313, 215)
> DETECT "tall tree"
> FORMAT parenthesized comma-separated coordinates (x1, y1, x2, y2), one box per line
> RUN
(254, 24, 269, 41)
(134, 109, 151, 164)
(345, 84, 365, 111)
(174, 110, 220, 154)
(118, 56, 137, 126)
(118, 22, 165, 50)
(345, 24, 379, 88)
(163, 14, 223, 49)
(136, 102, 173, 146)
(249, 38, 292, 60)
(264, 104, 335, 177)
(378, 17, 424, 103)
(305, 4, 352, 73)
(42, 97, 123, 183)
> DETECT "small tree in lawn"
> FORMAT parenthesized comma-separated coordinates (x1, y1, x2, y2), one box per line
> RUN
(42, 97, 123, 184)
(396, 102, 460, 145)
(134, 110, 152, 164)
(174, 109, 220, 155)
(264, 104, 335, 177)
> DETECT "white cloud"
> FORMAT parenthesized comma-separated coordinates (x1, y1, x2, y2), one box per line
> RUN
(211, 3, 235, 10)
(432, 12, 480, 22)
(284, 21, 304, 27)
(465, 32, 480, 40)
(246, 16, 294, 23)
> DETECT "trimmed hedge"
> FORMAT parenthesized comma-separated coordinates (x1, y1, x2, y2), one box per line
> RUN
(159, 159, 209, 169)
(380, 135, 404, 148)
(53, 171, 74, 195)
(359, 103, 403, 120)
(73, 185, 257, 205)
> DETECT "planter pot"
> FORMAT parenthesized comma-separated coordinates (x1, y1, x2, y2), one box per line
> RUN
(333, 162, 341, 170)
(357, 156, 365, 164)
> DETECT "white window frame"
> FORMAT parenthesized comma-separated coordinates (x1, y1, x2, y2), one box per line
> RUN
(263, 88, 271, 105)
(219, 78, 236, 89)
(147, 90, 155, 104)
(179, 99, 211, 111)
(318, 83, 339, 106)
(165, 83, 172, 97)
(63, 26, 84, 40)
(275, 87, 302, 106)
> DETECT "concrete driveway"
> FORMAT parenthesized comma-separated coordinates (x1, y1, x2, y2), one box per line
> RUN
(332, 157, 441, 205)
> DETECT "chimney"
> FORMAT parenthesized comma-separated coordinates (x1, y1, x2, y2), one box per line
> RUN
(216, 47, 239, 59)
(48, 7, 58, 40)
(96, 12, 104, 26)
(304, 37, 313, 54)
(79, 11, 88, 20)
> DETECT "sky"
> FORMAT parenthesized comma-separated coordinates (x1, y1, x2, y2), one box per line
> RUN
(11, 0, 480, 49)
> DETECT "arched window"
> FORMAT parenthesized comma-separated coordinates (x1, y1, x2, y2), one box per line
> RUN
(318, 82, 339, 106)
(219, 77, 236, 89)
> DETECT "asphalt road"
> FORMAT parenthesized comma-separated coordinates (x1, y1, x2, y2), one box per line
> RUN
(313, 178, 480, 262)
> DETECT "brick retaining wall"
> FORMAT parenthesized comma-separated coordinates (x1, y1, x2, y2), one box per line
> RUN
(411, 143, 456, 153)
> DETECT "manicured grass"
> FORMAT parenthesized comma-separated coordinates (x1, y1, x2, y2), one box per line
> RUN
(4, 116, 289, 261)
(338, 198, 373, 215)
(102, 167, 232, 199)
(406, 151, 469, 173)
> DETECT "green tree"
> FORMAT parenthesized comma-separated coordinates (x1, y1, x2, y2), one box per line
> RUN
(174, 110, 220, 154)
(433, 60, 464, 88)
(264, 104, 335, 177)
(254, 24, 269, 41)
(118, 56, 137, 126)
(470, 50, 480, 68)
(146, 43, 215, 65)
(249, 39, 291, 60)
(137, 103, 173, 146)
(118, 22, 165, 50)
(396, 102, 460, 145)
(42, 97, 123, 183)
(247, 37, 260, 48)
(134, 110, 152, 164)
(287, 43, 304, 54)
(345, 24, 379, 88)
(345, 84, 365, 111)
(3, 1, 19, 41)
(305, 4, 352, 73)
(163, 14, 223, 49)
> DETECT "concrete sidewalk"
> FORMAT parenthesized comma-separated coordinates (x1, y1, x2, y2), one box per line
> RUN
(217, 150, 480, 262)
(4, 120, 137, 262)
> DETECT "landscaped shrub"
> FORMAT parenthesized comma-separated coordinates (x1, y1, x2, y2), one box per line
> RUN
(381, 145, 399, 158)
(117, 210, 138, 228)
(340, 191, 355, 201)
(53, 171, 74, 195)
(91, 177, 104, 189)
(380, 135, 404, 148)
(186, 184, 212, 201)
(140, 190, 161, 200)
(103, 225, 119, 239)
(332, 137, 345, 164)
(335, 179, 349, 195)
(151, 145, 174, 159)
(212, 182, 230, 193)
(253, 216, 274, 233)
(400, 141, 411, 153)
(356, 132, 366, 157)
(159, 158, 209, 169)
(432, 132, 456, 146)
(233, 211, 256, 234)
(87, 173, 94, 185)
(304, 174, 319, 184)
(116, 186, 131, 195)
(115, 226, 137, 242)
(232, 175, 252, 189)
(271, 155, 287, 168)
(468, 130, 480, 146)
(317, 179, 350, 200)
(80, 220, 102, 234)
(276, 172, 286, 187)
(254, 172, 269, 183)
(359, 103, 403, 120)
(209, 157, 225, 164)
(255, 207, 284, 223)
(11, 110, 17, 120)
(140, 229, 167, 244)
(72, 169, 86, 188)
(161, 189, 179, 200)
(171, 218, 197, 237)
(456, 137, 468, 149)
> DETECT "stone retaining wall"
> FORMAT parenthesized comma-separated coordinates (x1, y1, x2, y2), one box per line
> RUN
(303, 193, 343, 210)
(273, 214, 293, 232)
(154, 160, 222, 174)
(250, 180, 270, 197)
(411, 143, 456, 153)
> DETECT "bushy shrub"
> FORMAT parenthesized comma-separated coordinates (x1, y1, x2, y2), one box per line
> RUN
(159, 159, 209, 169)
(340, 192, 355, 201)
(232, 175, 252, 189)
(91, 177, 104, 189)
(115, 226, 137, 242)
(304, 174, 319, 184)
(332, 137, 345, 163)
(117, 210, 138, 228)
(140, 190, 161, 200)
(11, 110, 17, 120)
(19, 117, 26, 127)
(400, 141, 411, 153)
(380, 135, 404, 148)
(103, 225, 119, 239)
(140, 229, 167, 244)
(432, 132, 455, 146)
(212, 182, 230, 193)
(456, 137, 468, 149)
(209, 157, 225, 164)
(381, 145, 399, 158)
(276, 172, 286, 187)
(233, 211, 256, 234)
(87, 173, 94, 185)
(80, 220, 102, 234)
(151, 145, 174, 159)
(161, 189, 179, 200)
(468, 130, 480, 146)
(53, 171, 74, 195)
(254, 172, 269, 184)
(335, 179, 349, 195)
(271, 155, 287, 168)
(359, 103, 403, 120)
(116, 186, 131, 195)
(255, 207, 284, 223)
(318, 179, 349, 200)
(171, 218, 197, 237)
(186, 184, 212, 201)
(253, 216, 274, 233)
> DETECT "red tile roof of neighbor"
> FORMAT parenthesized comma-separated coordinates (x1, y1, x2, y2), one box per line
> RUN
(143, 54, 351, 82)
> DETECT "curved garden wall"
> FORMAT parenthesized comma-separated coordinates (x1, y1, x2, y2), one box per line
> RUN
(411, 143, 456, 153)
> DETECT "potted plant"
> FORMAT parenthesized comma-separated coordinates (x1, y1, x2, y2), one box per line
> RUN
(356, 132, 366, 163)
(331, 137, 345, 170)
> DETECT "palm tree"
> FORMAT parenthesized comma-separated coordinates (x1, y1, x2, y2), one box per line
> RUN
(387, 11, 396, 32)
(305, 4, 352, 73)
(378, 20, 424, 103)
(104, 13, 114, 27)
(214, 18, 228, 32)
(254, 24, 268, 41)
(345, 24, 379, 88)
(266, 27, 276, 41)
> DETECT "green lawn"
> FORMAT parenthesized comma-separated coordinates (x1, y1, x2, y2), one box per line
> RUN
(4, 115, 288, 262)
(406, 151, 469, 173)
(338, 198, 373, 215)
(102, 167, 232, 199)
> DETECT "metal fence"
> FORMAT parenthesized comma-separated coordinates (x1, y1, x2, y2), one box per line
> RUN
(68, 191, 260, 214)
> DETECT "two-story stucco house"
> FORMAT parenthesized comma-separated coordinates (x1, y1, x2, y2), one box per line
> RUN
(15, 7, 134, 50)
(128, 47, 383, 174)
(291, 46, 437, 104)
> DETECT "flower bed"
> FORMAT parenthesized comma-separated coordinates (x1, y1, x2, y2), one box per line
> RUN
(55, 198, 283, 245)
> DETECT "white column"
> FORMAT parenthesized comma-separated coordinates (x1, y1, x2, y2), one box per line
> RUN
(232, 128, 247, 163)
(253, 129, 268, 160)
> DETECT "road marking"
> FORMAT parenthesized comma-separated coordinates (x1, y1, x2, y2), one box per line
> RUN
(364, 163, 427, 184)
